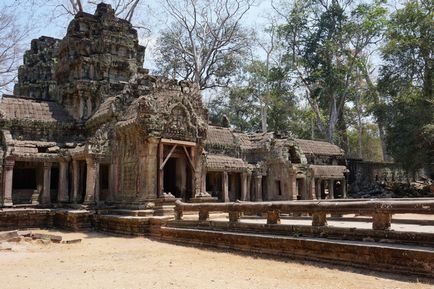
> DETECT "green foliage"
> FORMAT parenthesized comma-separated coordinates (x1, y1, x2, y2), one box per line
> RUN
(378, 0, 434, 171)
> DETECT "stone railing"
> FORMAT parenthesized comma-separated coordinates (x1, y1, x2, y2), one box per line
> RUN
(174, 199, 434, 230)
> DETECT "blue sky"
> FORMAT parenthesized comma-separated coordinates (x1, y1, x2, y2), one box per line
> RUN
(4, 0, 274, 71)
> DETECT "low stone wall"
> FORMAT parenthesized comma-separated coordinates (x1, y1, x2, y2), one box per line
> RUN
(160, 226, 434, 278)
(0, 209, 53, 231)
(91, 215, 151, 236)
(53, 210, 93, 231)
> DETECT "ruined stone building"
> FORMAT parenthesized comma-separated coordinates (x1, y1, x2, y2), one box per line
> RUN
(0, 3, 347, 209)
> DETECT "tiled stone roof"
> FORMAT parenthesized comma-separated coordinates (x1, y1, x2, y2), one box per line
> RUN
(206, 154, 247, 171)
(206, 126, 236, 146)
(0, 96, 74, 123)
(295, 139, 344, 156)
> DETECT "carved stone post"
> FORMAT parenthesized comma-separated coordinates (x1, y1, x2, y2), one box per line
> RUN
(222, 171, 229, 202)
(316, 179, 322, 200)
(267, 210, 281, 224)
(329, 180, 335, 199)
(312, 212, 327, 226)
(289, 172, 297, 200)
(310, 178, 316, 200)
(57, 161, 69, 203)
(71, 160, 79, 203)
(40, 162, 52, 205)
(246, 172, 252, 201)
(342, 179, 347, 199)
(2, 158, 15, 207)
(255, 175, 263, 202)
(372, 213, 392, 230)
(201, 168, 207, 194)
(241, 172, 247, 201)
(84, 157, 99, 205)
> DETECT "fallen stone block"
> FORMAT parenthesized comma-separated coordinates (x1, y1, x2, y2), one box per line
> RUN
(31, 233, 62, 243)
(0, 230, 19, 241)
(18, 231, 32, 237)
(61, 239, 82, 244)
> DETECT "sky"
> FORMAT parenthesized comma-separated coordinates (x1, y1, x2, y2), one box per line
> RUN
(3, 0, 275, 72)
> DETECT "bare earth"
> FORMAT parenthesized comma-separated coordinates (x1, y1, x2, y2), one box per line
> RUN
(0, 230, 432, 289)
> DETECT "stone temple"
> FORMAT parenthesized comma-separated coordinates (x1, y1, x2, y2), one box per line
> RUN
(0, 3, 347, 210)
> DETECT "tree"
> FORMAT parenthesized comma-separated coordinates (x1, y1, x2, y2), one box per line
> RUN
(154, 0, 254, 90)
(378, 0, 433, 171)
(0, 4, 29, 93)
(276, 0, 387, 145)
(56, 0, 143, 22)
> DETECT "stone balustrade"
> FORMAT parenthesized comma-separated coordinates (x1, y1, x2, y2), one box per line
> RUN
(174, 198, 434, 230)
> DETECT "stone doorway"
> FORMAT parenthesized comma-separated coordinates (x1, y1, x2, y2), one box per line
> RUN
(158, 139, 196, 201)
(12, 162, 38, 204)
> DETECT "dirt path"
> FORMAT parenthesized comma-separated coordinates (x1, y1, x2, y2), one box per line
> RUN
(0, 230, 431, 289)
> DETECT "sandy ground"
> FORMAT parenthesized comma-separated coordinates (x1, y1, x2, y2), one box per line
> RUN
(0, 230, 432, 289)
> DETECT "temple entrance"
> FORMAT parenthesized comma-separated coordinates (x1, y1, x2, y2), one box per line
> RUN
(158, 139, 196, 201)
(99, 164, 110, 201)
(78, 160, 87, 203)
(163, 158, 178, 196)
(12, 162, 38, 204)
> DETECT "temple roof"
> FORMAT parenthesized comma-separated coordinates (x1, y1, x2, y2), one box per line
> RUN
(0, 96, 74, 123)
(294, 139, 344, 157)
(206, 126, 237, 146)
(206, 154, 248, 171)
(310, 165, 348, 178)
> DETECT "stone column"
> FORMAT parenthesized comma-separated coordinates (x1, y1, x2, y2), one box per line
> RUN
(71, 160, 79, 203)
(328, 180, 335, 199)
(2, 159, 15, 206)
(57, 161, 69, 203)
(222, 171, 229, 202)
(255, 175, 263, 202)
(84, 157, 99, 205)
(316, 179, 322, 200)
(342, 179, 347, 199)
(40, 162, 52, 205)
(201, 169, 207, 194)
(241, 172, 247, 201)
(310, 178, 316, 200)
(246, 172, 252, 201)
(289, 172, 297, 200)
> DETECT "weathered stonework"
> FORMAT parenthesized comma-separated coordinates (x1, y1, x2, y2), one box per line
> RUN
(0, 3, 347, 212)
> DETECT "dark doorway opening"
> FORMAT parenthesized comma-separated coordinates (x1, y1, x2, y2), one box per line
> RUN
(262, 176, 267, 201)
(50, 166, 59, 203)
(78, 161, 87, 203)
(12, 167, 37, 204)
(164, 158, 178, 197)
(206, 172, 222, 200)
(99, 164, 110, 201)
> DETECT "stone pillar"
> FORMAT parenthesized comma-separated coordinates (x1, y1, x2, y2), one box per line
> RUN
(316, 179, 322, 200)
(201, 169, 207, 194)
(222, 171, 229, 202)
(246, 172, 252, 201)
(255, 175, 263, 202)
(84, 157, 99, 205)
(328, 180, 335, 199)
(289, 172, 297, 200)
(71, 160, 79, 203)
(2, 159, 14, 206)
(342, 179, 347, 198)
(40, 162, 52, 205)
(57, 161, 69, 203)
(310, 178, 316, 200)
(241, 172, 247, 201)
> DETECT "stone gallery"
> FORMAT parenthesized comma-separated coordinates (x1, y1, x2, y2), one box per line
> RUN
(0, 3, 347, 210)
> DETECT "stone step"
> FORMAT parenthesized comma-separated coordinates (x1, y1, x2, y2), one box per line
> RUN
(160, 226, 434, 278)
(166, 220, 434, 247)
(105, 209, 154, 217)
